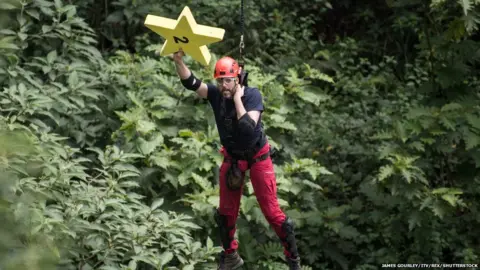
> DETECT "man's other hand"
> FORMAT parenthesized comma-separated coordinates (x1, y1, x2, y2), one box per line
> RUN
(234, 85, 244, 101)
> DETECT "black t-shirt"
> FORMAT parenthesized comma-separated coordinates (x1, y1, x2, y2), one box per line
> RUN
(206, 83, 264, 151)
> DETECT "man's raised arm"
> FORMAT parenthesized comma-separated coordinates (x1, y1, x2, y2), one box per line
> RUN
(173, 50, 208, 99)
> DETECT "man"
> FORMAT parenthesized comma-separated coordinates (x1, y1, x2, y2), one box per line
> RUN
(172, 49, 301, 270)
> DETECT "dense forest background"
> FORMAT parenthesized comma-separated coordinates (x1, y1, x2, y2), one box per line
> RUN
(1, 0, 480, 269)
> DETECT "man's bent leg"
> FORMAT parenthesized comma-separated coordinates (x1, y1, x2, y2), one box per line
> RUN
(249, 144, 301, 267)
(215, 150, 245, 270)
(216, 152, 245, 254)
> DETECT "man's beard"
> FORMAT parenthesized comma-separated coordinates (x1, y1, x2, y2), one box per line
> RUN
(221, 87, 235, 98)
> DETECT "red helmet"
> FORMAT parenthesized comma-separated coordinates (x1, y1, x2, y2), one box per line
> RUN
(214, 56, 240, 78)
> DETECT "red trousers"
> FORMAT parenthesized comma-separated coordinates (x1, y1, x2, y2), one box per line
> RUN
(218, 142, 290, 257)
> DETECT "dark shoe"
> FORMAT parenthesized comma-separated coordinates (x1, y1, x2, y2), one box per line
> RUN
(217, 250, 244, 270)
(286, 255, 301, 270)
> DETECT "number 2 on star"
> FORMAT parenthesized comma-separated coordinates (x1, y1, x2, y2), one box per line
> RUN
(174, 36, 189, 43)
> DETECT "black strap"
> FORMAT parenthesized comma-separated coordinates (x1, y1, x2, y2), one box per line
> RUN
(224, 150, 270, 169)
(247, 151, 270, 168)
(220, 97, 238, 149)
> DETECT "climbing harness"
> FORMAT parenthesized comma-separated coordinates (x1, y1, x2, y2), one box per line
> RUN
(238, 0, 249, 86)
(223, 133, 270, 191)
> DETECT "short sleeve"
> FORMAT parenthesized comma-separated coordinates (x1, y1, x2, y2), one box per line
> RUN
(207, 83, 219, 104)
(244, 88, 264, 112)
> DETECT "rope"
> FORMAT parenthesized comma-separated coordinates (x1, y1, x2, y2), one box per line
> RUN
(238, 0, 248, 86)
(239, 0, 245, 64)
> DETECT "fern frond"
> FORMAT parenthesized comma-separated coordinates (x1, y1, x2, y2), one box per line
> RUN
(258, 242, 284, 260)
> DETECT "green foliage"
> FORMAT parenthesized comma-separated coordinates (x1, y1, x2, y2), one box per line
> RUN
(1, 0, 480, 269)
(0, 0, 121, 149)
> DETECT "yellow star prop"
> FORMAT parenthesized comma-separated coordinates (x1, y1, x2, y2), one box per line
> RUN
(144, 6, 225, 66)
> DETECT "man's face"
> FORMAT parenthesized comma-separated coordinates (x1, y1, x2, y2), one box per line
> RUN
(216, 77, 236, 98)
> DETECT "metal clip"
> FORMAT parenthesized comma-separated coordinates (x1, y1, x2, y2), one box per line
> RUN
(239, 35, 244, 54)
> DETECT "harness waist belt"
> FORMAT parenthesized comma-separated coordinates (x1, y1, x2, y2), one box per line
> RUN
(224, 151, 270, 168)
